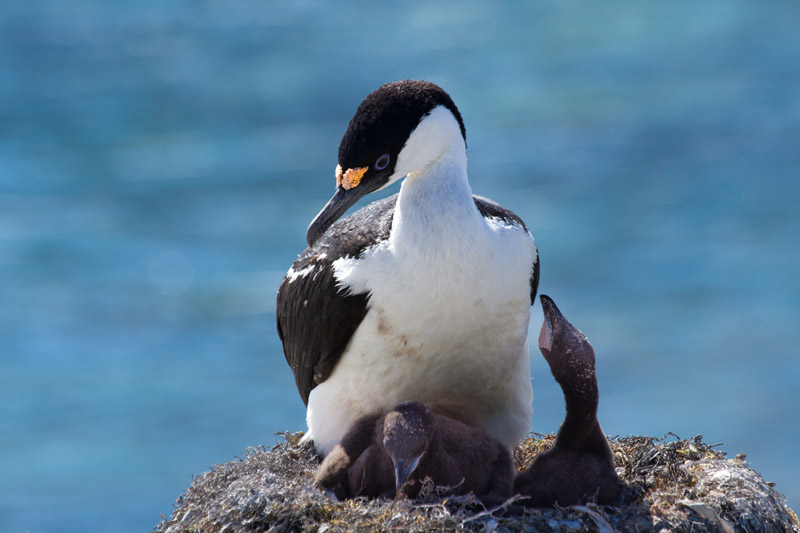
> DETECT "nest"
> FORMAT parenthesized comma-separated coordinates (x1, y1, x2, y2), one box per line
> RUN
(154, 432, 798, 532)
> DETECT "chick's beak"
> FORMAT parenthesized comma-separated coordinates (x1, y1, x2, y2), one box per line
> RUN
(393, 455, 421, 493)
(538, 294, 562, 355)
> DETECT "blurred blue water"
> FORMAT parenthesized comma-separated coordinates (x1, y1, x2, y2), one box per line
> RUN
(1, 1, 798, 531)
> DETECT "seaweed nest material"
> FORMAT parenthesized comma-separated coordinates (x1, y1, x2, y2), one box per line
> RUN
(155, 432, 798, 532)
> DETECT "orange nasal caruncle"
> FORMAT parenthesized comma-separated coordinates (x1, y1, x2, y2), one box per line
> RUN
(335, 164, 368, 190)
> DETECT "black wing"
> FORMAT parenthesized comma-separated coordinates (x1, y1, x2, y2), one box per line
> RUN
(474, 195, 540, 305)
(276, 195, 397, 405)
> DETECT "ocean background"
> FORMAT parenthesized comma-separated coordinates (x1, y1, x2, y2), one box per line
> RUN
(1, 1, 798, 531)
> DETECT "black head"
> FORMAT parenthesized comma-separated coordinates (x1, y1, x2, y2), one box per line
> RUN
(306, 80, 466, 246)
(338, 80, 466, 173)
(382, 401, 435, 492)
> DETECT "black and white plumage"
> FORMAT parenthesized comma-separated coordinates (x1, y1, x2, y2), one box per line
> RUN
(277, 80, 539, 455)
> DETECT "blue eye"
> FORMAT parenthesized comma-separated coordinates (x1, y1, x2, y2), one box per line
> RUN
(374, 153, 390, 170)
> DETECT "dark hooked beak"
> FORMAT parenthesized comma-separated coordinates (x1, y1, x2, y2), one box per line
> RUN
(305, 186, 365, 246)
(307, 171, 395, 246)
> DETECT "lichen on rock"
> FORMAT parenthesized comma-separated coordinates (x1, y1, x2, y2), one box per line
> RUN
(154, 432, 798, 533)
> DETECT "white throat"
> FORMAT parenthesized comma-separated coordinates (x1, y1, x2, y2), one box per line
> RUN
(391, 105, 478, 251)
(383, 105, 467, 190)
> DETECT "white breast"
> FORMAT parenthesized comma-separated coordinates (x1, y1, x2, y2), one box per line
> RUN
(304, 153, 537, 455)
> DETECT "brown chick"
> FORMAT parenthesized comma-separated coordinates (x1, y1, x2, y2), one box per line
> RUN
(316, 401, 513, 503)
(514, 295, 621, 507)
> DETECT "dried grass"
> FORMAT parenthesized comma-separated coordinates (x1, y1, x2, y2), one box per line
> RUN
(155, 432, 798, 532)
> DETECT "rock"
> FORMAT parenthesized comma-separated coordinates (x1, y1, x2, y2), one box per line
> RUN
(154, 432, 799, 533)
